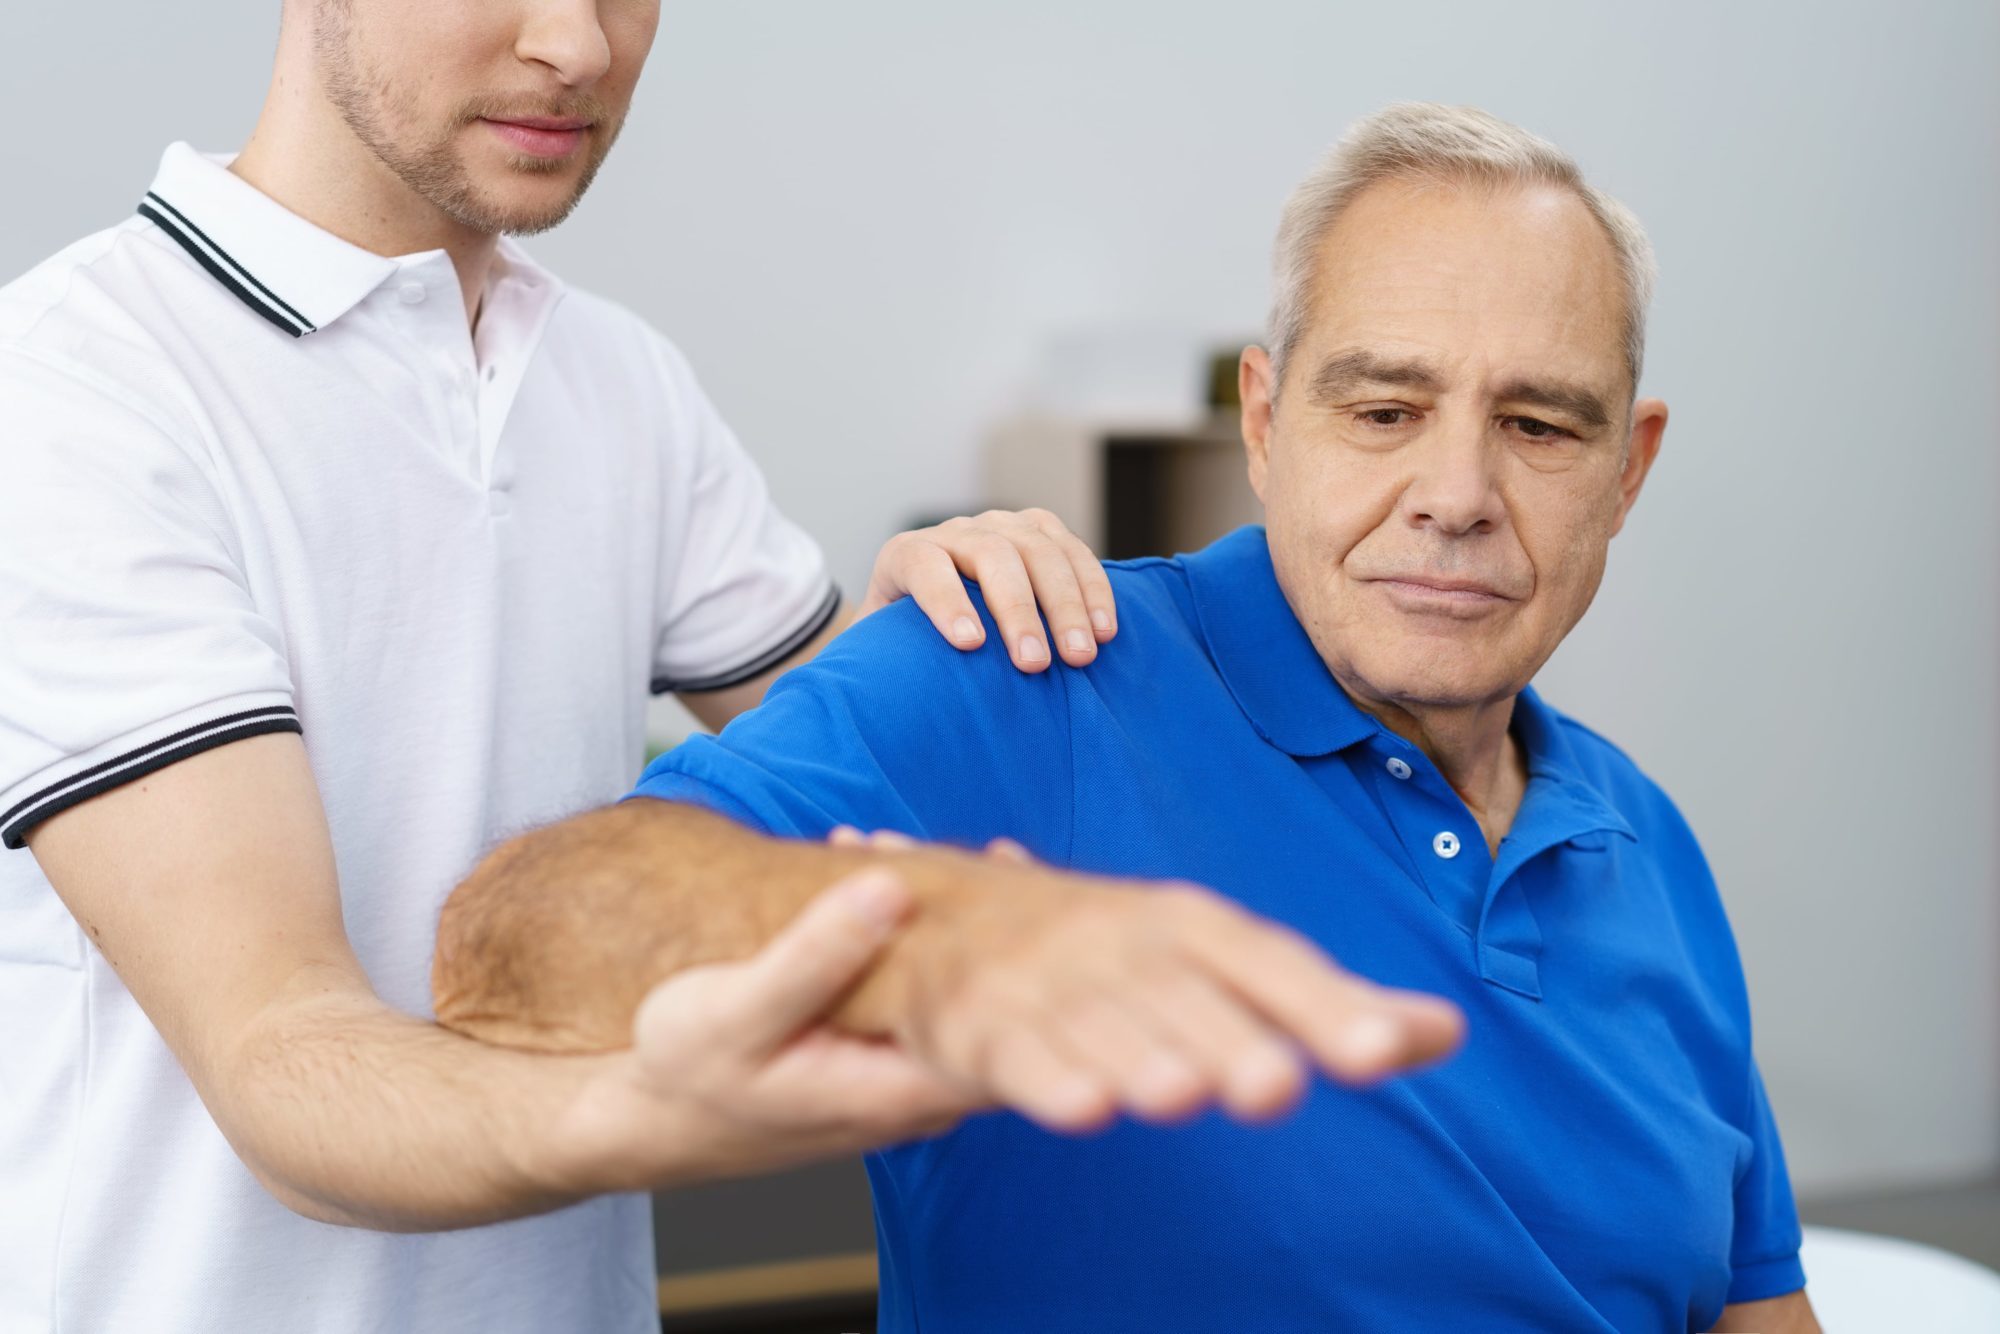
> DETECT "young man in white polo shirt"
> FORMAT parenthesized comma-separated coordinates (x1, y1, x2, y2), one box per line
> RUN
(0, 3, 1123, 1330)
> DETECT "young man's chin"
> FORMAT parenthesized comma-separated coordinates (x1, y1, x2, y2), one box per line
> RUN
(451, 176, 589, 235)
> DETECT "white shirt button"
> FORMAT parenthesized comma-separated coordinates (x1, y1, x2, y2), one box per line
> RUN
(1386, 757, 1412, 780)
(1432, 830, 1461, 859)
(397, 282, 427, 305)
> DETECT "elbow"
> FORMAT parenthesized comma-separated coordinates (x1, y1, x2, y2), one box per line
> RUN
(431, 832, 534, 1041)
(250, 1166, 374, 1231)
(431, 825, 636, 1054)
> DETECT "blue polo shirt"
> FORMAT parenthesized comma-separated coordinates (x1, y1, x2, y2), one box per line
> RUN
(631, 525, 1804, 1332)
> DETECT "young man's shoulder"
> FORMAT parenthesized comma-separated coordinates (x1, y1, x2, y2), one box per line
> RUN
(0, 216, 222, 444)
(2, 216, 172, 349)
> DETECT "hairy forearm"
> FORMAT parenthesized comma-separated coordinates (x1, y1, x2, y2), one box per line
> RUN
(210, 972, 644, 1231)
(433, 801, 992, 1052)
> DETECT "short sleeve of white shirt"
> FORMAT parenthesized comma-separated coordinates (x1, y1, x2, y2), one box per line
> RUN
(646, 335, 838, 694)
(0, 348, 297, 849)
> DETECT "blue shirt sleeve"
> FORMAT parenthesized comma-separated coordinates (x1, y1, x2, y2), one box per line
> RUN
(1725, 1060, 1806, 1303)
(628, 592, 1076, 857)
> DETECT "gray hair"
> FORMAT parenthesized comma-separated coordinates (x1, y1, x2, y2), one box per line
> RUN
(1267, 102, 1657, 398)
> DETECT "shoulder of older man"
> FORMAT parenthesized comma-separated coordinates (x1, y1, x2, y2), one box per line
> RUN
(1534, 702, 1715, 850)
(797, 555, 1205, 694)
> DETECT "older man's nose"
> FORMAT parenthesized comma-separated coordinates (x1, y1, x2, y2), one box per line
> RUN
(1404, 429, 1505, 536)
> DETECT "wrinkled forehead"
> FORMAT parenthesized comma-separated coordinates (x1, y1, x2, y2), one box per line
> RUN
(1299, 178, 1630, 399)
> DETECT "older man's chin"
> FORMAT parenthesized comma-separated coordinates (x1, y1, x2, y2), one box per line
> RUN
(1346, 654, 1535, 714)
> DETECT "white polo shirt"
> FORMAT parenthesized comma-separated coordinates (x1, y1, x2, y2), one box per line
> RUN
(0, 143, 840, 1333)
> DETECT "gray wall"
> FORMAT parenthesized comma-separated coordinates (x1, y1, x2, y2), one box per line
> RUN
(3, 0, 1993, 1199)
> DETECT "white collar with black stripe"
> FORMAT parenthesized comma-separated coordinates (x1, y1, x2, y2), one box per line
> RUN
(135, 142, 552, 339)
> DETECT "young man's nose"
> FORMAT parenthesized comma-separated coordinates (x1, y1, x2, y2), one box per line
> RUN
(515, 0, 614, 88)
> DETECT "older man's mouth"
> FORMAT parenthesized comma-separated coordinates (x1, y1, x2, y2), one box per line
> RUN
(1370, 576, 1517, 616)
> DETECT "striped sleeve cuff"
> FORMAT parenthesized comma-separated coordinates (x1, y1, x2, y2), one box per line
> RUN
(2, 703, 302, 850)
(651, 581, 843, 695)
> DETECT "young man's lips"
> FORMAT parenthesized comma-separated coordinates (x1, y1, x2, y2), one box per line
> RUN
(482, 118, 591, 158)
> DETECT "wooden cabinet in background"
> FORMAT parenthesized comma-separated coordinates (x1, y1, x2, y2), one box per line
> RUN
(985, 411, 1262, 561)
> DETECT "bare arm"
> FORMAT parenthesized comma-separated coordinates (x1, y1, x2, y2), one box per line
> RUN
(1711, 1291, 1819, 1333)
(30, 735, 969, 1232)
(435, 798, 1467, 1132)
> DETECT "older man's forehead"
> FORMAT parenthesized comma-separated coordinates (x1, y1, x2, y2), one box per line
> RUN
(1303, 179, 1629, 379)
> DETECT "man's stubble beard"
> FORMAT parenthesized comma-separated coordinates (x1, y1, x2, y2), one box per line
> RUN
(313, 11, 621, 237)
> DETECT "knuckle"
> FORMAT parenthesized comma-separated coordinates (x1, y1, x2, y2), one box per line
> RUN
(963, 532, 1015, 565)
(988, 593, 1041, 618)
(1158, 881, 1223, 919)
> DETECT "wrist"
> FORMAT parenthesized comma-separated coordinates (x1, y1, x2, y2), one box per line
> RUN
(834, 850, 1076, 1036)
(524, 1049, 736, 1199)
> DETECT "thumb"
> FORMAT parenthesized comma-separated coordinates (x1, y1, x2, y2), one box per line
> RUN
(717, 868, 913, 1054)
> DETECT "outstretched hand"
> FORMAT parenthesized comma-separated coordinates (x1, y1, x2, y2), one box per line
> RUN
(824, 827, 1467, 1135)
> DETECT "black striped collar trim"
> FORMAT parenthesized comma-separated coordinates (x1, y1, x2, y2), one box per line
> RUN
(137, 191, 319, 338)
(0, 705, 303, 850)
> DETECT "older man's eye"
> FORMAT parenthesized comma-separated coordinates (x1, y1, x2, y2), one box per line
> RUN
(1506, 416, 1572, 440)
(1356, 408, 1412, 427)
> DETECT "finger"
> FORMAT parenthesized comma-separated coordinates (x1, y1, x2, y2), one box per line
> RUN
(960, 533, 1050, 672)
(1056, 990, 1212, 1124)
(1138, 969, 1306, 1123)
(975, 1026, 1117, 1134)
(1173, 895, 1465, 1083)
(983, 837, 1033, 866)
(861, 829, 920, 853)
(1001, 527, 1097, 667)
(711, 869, 915, 1054)
(882, 538, 988, 650)
(776, 1031, 984, 1133)
(829, 826, 921, 854)
(1029, 513, 1119, 643)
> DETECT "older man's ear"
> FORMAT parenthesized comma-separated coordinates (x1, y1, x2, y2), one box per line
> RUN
(1239, 344, 1278, 506)
(1610, 397, 1670, 537)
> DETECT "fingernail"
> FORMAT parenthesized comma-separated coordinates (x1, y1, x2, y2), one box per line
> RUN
(840, 870, 910, 934)
(1017, 635, 1047, 663)
(1091, 609, 1111, 634)
(952, 616, 981, 644)
(1338, 1014, 1404, 1071)
(1051, 1078, 1109, 1126)
(1062, 629, 1092, 656)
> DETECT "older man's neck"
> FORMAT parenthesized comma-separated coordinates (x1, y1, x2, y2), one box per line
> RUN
(1359, 694, 1528, 856)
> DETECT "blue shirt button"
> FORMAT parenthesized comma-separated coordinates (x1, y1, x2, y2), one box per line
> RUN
(1433, 830, 1461, 859)
(1386, 757, 1413, 780)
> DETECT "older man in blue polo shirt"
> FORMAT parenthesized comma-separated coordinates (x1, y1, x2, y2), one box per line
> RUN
(436, 104, 1816, 1332)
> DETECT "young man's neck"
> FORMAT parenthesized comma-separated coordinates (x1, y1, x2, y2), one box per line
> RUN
(230, 44, 496, 327)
